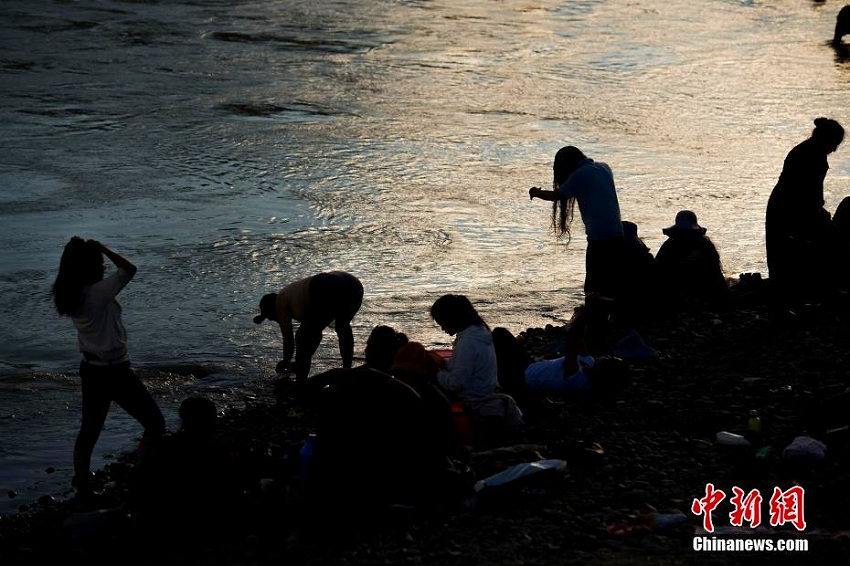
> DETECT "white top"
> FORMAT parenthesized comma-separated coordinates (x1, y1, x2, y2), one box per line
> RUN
(437, 324, 498, 400)
(557, 158, 624, 241)
(72, 268, 133, 362)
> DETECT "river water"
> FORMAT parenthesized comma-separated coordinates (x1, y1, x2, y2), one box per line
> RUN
(1, 0, 849, 514)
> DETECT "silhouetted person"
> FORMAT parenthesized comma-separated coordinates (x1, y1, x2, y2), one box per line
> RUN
(528, 146, 627, 300)
(253, 271, 364, 382)
(766, 118, 844, 307)
(302, 366, 457, 513)
(655, 210, 729, 309)
(429, 294, 498, 401)
(52, 237, 165, 496)
(621, 219, 659, 317)
(834, 5, 850, 48)
(362, 324, 408, 373)
(134, 397, 244, 533)
(390, 341, 462, 459)
(833, 196, 850, 289)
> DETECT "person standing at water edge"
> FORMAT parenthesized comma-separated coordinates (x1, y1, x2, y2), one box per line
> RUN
(528, 146, 626, 300)
(253, 271, 364, 382)
(765, 118, 844, 306)
(51, 237, 166, 495)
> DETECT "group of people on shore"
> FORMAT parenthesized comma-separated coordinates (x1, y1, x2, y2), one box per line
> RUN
(49, 115, 849, 513)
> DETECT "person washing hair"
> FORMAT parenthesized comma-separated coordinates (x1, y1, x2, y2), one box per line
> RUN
(528, 146, 626, 300)
(253, 271, 363, 382)
(52, 237, 165, 496)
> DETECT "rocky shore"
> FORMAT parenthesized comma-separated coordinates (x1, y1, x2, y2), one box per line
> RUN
(3, 283, 850, 566)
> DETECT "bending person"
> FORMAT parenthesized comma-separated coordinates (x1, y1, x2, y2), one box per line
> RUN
(529, 146, 626, 300)
(254, 271, 364, 382)
(52, 237, 165, 495)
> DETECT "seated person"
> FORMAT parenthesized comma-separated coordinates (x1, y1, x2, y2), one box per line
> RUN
(390, 341, 462, 458)
(494, 304, 630, 398)
(133, 397, 245, 528)
(362, 324, 409, 373)
(300, 366, 461, 512)
(429, 294, 498, 401)
(655, 210, 729, 308)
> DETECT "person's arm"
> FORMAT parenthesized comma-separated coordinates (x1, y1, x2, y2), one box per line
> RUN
(562, 306, 589, 379)
(277, 313, 295, 373)
(91, 240, 137, 278)
(437, 335, 473, 394)
(529, 187, 559, 202)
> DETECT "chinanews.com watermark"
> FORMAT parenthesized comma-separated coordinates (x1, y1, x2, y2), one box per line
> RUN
(690, 483, 809, 553)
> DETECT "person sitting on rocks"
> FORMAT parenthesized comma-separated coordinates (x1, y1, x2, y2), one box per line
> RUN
(655, 210, 729, 310)
(133, 397, 245, 531)
(429, 294, 523, 436)
(390, 341, 463, 458)
(362, 324, 409, 373)
(494, 301, 631, 402)
(299, 365, 466, 515)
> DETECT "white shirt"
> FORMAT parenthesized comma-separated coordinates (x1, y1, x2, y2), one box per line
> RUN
(72, 268, 133, 362)
(437, 324, 498, 400)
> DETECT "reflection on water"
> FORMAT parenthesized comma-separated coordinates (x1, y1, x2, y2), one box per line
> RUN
(1, 0, 850, 513)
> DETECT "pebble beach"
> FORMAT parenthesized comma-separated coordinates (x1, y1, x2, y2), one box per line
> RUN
(2, 282, 850, 566)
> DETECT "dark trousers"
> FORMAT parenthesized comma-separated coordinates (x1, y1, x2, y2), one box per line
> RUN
(75, 361, 165, 480)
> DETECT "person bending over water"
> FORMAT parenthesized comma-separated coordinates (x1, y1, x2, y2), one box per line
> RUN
(254, 271, 364, 382)
(52, 237, 165, 495)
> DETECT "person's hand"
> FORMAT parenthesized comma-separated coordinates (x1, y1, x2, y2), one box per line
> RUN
(529, 187, 540, 200)
(275, 360, 292, 374)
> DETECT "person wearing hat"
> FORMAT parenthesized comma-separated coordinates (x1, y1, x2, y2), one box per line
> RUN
(253, 271, 364, 382)
(655, 210, 728, 309)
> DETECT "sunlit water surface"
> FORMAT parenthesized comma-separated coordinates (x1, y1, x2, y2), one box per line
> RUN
(1, 0, 849, 513)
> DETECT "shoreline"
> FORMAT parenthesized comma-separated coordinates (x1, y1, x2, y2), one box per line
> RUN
(3, 288, 850, 565)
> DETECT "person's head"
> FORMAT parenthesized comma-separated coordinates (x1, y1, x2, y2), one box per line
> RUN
(178, 396, 218, 436)
(551, 146, 587, 240)
(52, 236, 105, 316)
(553, 146, 587, 186)
(662, 210, 707, 238)
(430, 294, 487, 335)
(811, 117, 844, 154)
(364, 325, 409, 373)
(252, 293, 279, 324)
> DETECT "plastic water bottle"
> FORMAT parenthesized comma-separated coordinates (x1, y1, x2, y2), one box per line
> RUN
(748, 410, 762, 434)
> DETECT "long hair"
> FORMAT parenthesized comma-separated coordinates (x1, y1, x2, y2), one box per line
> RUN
(430, 294, 488, 331)
(52, 237, 103, 316)
(551, 146, 586, 241)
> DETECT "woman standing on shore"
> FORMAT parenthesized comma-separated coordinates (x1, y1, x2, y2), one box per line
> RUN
(52, 237, 165, 495)
(528, 145, 627, 300)
(765, 118, 844, 305)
